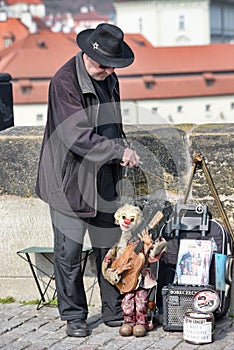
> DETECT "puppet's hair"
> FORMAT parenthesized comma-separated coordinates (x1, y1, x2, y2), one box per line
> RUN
(114, 204, 142, 228)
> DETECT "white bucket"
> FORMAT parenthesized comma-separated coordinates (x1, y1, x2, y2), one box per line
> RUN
(183, 311, 214, 344)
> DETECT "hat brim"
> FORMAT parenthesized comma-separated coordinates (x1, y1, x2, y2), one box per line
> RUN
(76, 29, 134, 68)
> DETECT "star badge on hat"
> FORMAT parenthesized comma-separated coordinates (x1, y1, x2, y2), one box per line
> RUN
(93, 42, 99, 50)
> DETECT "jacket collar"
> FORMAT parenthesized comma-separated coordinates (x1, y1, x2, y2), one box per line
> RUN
(75, 51, 117, 96)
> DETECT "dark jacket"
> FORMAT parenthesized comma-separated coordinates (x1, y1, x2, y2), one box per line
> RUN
(35, 52, 125, 217)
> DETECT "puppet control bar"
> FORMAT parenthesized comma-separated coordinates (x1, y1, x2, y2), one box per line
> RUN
(183, 153, 234, 242)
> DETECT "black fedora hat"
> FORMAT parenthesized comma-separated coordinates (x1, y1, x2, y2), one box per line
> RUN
(76, 23, 134, 68)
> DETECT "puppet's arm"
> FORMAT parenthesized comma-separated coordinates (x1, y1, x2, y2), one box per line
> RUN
(149, 238, 167, 262)
(102, 247, 132, 285)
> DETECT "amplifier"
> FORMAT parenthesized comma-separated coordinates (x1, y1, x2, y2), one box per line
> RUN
(162, 284, 213, 331)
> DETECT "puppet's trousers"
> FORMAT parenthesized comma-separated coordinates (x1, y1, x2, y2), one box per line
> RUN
(121, 288, 148, 327)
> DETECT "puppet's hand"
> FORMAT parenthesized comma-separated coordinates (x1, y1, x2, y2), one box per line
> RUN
(139, 228, 153, 249)
(117, 261, 132, 275)
(103, 253, 114, 267)
(149, 238, 167, 260)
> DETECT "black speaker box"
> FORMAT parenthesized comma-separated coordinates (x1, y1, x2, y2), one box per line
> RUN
(162, 284, 213, 331)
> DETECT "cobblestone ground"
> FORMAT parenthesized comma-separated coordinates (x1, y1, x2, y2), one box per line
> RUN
(0, 303, 233, 350)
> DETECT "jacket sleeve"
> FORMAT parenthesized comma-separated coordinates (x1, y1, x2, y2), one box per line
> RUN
(49, 69, 125, 165)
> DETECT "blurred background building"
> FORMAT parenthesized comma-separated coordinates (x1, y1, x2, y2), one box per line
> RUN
(1, 0, 234, 129)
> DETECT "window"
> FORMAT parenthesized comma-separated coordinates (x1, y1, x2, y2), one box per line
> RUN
(177, 105, 183, 113)
(205, 104, 211, 112)
(144, 81, 155, 89)
(168, 115, 174, 123)
(36, 114, 43, 122)
(203, 73, 215, 86)
(4, 37, 13, 48)
(37, 40, 47, 49)
(231, 102, 234, 109)
(206, 79, 214, 86)
(152, 107, 158, 114)
(123, 108, 129, 116)
(139, 17, 142, 33)
(179, 15, 185, 30)
(21, 86, 32, 95)
(4, 33, 15, 48)
(143, 76, 155, 90)
(211, 4, 234, 42)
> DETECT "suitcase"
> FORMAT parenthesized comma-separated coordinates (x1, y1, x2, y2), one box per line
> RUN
(157, 203, 233, 322)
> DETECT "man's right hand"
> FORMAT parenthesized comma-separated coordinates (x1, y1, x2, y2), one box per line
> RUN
(120, 148, 140, 168)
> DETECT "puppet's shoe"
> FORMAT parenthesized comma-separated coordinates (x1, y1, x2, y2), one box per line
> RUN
(119, 323, 133, 336)
(133, 325, 146, 337)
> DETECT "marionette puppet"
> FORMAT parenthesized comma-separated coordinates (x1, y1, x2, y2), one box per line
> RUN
(102, 204, 167, 337)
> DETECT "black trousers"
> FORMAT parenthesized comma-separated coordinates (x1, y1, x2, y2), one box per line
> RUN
(51, 208, 123, 322)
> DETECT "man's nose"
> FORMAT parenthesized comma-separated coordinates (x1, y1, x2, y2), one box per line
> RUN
(124, 218, 131, 225)
(106, 67, 115, 74)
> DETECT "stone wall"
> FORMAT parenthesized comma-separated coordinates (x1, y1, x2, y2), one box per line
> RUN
(0, 125, 233, 309)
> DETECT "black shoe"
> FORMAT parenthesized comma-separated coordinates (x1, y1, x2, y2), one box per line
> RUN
(104, 319, 123, 327)
(66, 320, 90, 337)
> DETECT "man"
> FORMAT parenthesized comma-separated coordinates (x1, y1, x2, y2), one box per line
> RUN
(35, 23, 140, 337)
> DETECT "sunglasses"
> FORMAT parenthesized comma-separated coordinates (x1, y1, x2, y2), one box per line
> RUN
(99, 64, 114, 70)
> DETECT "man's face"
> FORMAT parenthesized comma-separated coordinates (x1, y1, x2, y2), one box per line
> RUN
(83, 54, 115, 81)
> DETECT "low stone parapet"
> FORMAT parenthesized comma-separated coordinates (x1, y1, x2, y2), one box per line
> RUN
(0, 125, 233, 309)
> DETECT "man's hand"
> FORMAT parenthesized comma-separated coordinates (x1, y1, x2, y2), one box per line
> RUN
(120, 148, 140, 168)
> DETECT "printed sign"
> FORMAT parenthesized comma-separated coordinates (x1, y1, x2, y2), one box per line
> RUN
(183, 313, 213, 344)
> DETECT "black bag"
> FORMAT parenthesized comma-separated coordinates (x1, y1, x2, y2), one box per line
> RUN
(157, 203, 233, 318)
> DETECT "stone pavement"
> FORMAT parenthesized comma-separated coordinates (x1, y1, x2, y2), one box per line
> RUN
(0, 303, 234, 350)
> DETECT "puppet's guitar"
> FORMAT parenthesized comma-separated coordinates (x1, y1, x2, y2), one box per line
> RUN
(111, 211, 163, 293)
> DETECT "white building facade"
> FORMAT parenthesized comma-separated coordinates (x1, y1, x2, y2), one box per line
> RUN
(12, 93, 234, 127)
(114, 0, 210, 46)
(4, 1, 46, 18)
(4, 0, 234, 126)
(121, 96, 234, 126)
(13, 103, 47, 127)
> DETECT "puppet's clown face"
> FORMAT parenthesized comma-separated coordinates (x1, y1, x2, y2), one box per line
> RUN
(114, 204, 142, 232)
(119, 212, 138, 232)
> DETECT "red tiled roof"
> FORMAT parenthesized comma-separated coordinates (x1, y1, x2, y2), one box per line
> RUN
(119, 43, 234, 76)
(0, 31, 152, 79)
(46, 11, 109, 23)
(0, 18, 29, 50)
(34, 17, 52, 30)
(0, 30, 78, 78)
(5, 0, 42, 5)
(74, 12, 109, 21)
(13, 80, 49, 104)
(1, 24, 234, 103)
(125, 33, 153, 49)
(119, 74, 234, 100)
